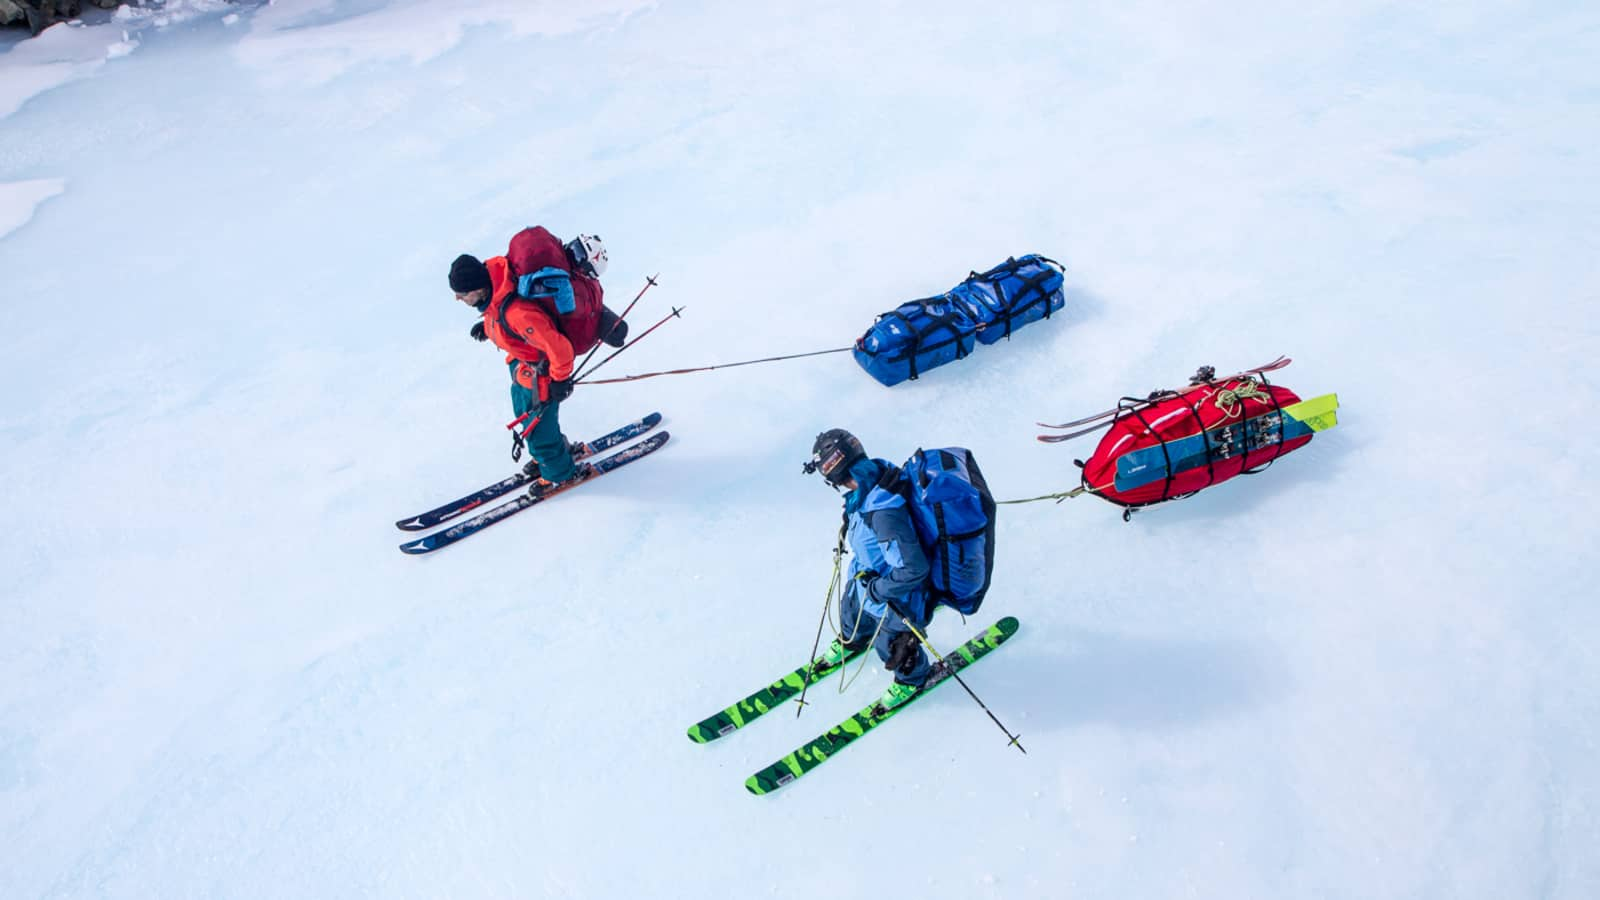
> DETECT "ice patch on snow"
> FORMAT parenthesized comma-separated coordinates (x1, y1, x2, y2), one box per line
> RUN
(105, 32, 138, 60)
(233, 0, 652, 85)
(0, 178, 66, 239)
(1392, 134, 1486, 163)
(0, 24, 107, 119)
(111, 0, 234, 28)
(0, 1, 234, 120)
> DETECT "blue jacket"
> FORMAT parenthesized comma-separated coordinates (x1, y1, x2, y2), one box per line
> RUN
(842, 458, 932, 625)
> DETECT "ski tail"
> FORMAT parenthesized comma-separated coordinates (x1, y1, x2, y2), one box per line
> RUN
(687, 647, 869, 743)
(1035, 358, 1292, 443)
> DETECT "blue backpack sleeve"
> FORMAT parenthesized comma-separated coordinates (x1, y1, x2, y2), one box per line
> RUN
(517, 266, 577, 314)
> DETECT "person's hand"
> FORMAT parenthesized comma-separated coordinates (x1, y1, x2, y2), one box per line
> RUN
(469, 321, 487, 342)
(886, 631, 921, 676)
(854, 569, 879, 598)
(547, 379, 574, 403)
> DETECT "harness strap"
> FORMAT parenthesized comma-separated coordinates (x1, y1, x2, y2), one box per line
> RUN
(1177, 387, 1219, 493)
(495, 296, 539, 358)
(965, 255, 1064, 340)
(880, 300, 973, 381)
(1240, 372, 1287, 477)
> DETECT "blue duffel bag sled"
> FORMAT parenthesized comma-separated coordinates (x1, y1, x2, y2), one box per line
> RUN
(853, 254, 1065, 386)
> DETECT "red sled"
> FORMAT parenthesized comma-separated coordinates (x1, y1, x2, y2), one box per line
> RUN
(1036, 359, 1339, 519)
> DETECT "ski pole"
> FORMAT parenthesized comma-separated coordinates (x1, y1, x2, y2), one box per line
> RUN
(505, 414, 543, 463)
(505, 358, 553, 437)
(890, 602, 1026, 754)
(794, 525, 849, 716)
(504, 360, 554, 462)
(574, 273, 658, 380)
(574, 306, 684, 384)
(506, 409, 541, 434)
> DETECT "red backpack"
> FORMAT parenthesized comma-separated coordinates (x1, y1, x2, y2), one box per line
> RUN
(505, 226, 606, 354)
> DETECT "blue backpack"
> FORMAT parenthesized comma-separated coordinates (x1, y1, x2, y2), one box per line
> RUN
(893, 448, 997, 616)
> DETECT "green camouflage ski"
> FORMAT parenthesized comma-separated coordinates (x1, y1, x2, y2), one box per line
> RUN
(745, 616, 1020, 795)
(687, 646, 869, 743)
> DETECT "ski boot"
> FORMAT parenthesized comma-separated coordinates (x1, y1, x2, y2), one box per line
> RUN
(526, 464, 593, 497)
(921, 658, 954, 690)
(816, 637, 867, 670)
(880, 658, 957, 712)
(875, 679, 922, 713)
(521, 440, 590, 479)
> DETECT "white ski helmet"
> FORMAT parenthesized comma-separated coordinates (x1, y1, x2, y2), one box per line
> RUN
(565, 233, 608, 278)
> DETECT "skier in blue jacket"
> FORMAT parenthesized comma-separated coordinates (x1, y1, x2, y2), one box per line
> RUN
(805, 428, 937, 710)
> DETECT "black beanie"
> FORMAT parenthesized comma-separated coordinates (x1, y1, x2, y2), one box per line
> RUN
(448, 254, 491, 294)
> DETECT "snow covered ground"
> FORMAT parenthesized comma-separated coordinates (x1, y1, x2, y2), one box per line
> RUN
(2, 1, 1597, 897)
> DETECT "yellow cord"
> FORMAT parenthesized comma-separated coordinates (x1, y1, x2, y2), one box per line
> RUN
(1212, 378, 1271, 419)
(996, 485, 1088, 505)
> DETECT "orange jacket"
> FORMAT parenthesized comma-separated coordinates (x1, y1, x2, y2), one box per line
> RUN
(481, 256, 575, 399)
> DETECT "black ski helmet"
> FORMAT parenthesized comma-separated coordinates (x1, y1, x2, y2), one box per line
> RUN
(805, 428, 866, 487)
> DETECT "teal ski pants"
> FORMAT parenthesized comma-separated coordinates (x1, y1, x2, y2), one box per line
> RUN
(510, 366, 577, 482)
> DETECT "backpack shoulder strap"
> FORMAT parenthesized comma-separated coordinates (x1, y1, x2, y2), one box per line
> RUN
(876, 461, 905, 493)
(496, 294, 523, 348)
(496, 293, 561, 353)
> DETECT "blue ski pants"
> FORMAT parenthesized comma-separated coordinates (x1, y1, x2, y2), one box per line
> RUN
(840, 580, 933, 687)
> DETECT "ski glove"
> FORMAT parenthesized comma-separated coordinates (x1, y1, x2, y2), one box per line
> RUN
(886, 630, 922, 677)
(469, 321, 487, 342)
(547, 379, 574, 403)
(517, 267, 577, 314)
(853, 570, 880, 600)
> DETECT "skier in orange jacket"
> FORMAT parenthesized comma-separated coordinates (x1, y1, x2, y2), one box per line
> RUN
(449, 228, 625, 491)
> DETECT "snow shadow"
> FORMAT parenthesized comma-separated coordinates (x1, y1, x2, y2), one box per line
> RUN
(1061, 282, 1108, 325)
(1123, 427, 1357, 530)
(983, 628, 1288, 734)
